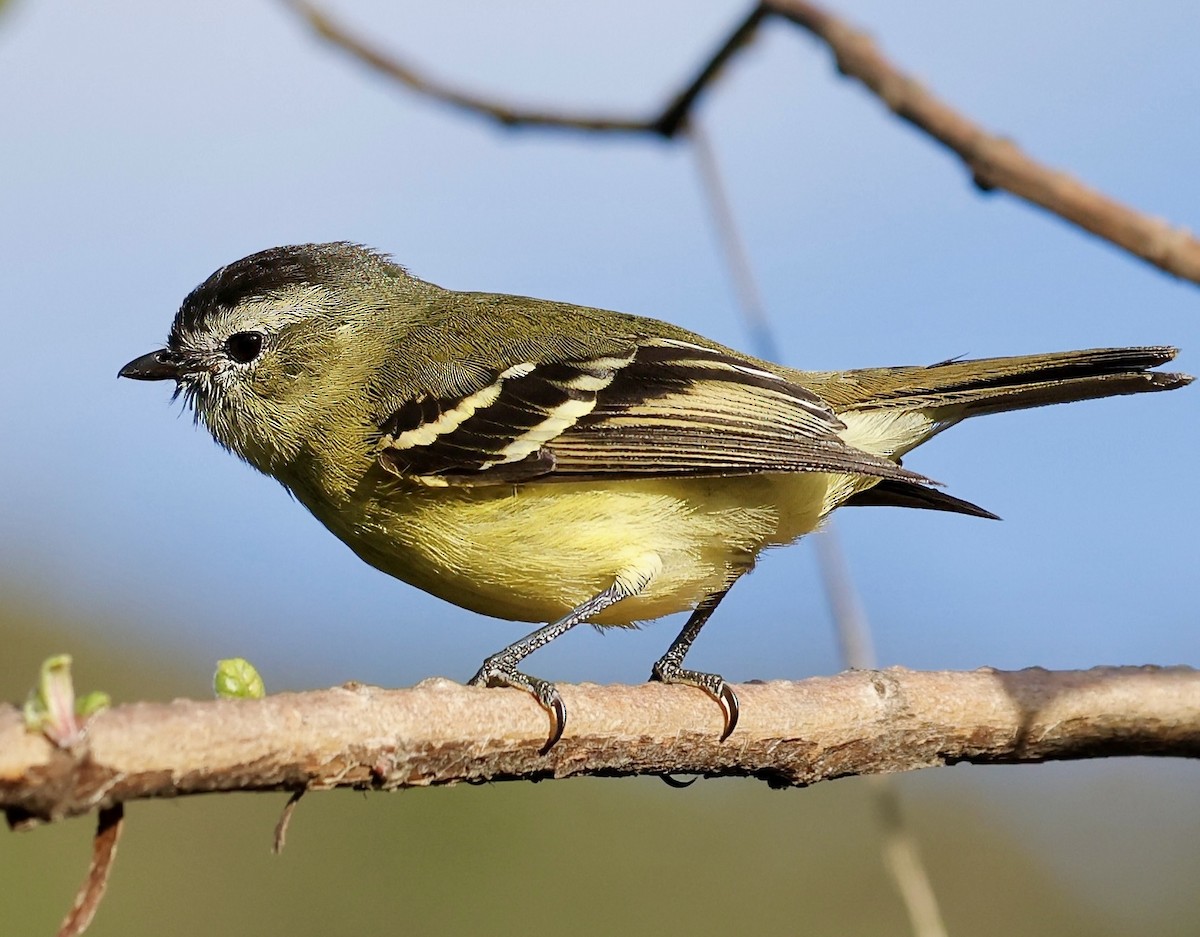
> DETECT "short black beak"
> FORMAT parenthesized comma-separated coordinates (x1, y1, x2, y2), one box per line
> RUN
(119, 350, 184, 381)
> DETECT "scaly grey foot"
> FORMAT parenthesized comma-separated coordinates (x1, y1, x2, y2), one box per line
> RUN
(470, 657, 567, 754)
(649, 657, 740, 741)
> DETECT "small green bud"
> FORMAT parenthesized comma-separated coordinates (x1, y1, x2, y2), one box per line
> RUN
(76, 690, 113, 718)
(214, 658, 266, 699)
(23, 654, 109, 747)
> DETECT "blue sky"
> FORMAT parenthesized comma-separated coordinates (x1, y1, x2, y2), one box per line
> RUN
(4, 3, 1199, 920)
(2, 0, 1196, 695)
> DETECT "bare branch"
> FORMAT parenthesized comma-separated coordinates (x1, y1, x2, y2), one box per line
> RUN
(814, 533, 948, 937)
(768, 0, 1200, 282)
(653, 6, 769, 137)
(3, 666, 1198, 826)
(692, 92, 949, 937)
(279, 0, 748, 136)
(279, 0, 1200, 285)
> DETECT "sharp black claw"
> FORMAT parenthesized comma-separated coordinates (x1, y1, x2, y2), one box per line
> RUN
(540, 694, 567, 755)
(717, 683, 740, 741)
(659, 773, 698, 788)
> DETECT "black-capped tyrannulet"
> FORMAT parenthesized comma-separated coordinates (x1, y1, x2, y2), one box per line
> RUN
(120, 242, 1191, 749)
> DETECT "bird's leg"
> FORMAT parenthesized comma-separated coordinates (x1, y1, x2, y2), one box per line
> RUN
(649, 587, 739, 741)
(470, 577, 642, 753)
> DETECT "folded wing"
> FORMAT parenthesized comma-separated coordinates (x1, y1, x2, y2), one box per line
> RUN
(376, 337, 935, 490)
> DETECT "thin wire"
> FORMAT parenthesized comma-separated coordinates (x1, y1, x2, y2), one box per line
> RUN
(687, 117, 949, 937)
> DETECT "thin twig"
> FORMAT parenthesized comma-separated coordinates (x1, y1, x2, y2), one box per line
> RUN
(4, 668, 1199, 825)
(869, 776, 949, 937)
(653, 6, 770, 137)
(272, 788, 306, 855)
(279, 0, 763, 136)
(691, 124, 947, 937)
(279, 0, 1200, 285)
(814, 526, 877, 671)
(687, 121, 781, 362)
(56, 804, 124, 937)
(817, 532, 948, 937)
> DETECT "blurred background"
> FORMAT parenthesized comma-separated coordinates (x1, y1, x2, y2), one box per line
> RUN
(2, 1, 1197, 934)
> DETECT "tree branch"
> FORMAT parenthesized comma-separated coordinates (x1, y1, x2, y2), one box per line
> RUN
(4, 666, 1198, 826)
(280, 0, 694, 134)
(280, 0, 1200, 285)
(767, 0, 1200, 282)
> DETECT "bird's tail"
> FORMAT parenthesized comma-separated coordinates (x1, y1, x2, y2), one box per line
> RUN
(823, 346, 1191, 519)
(831, 346, 1191, 420)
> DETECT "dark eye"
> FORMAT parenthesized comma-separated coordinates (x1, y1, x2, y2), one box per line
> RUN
(225, 331, 264, 364)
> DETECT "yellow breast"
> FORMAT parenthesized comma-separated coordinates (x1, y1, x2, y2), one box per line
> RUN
(302, 470, 871, 626)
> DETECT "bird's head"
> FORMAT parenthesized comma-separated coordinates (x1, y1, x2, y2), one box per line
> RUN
(120, 242, 419, 477)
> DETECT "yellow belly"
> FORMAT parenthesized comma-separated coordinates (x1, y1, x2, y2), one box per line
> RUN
(304, 470, 870, 625)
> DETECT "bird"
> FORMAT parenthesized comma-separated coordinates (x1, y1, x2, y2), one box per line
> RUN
(119, 242, 1192, 751)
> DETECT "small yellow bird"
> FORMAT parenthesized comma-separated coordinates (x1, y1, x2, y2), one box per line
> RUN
(120, 243, 1191, 749)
